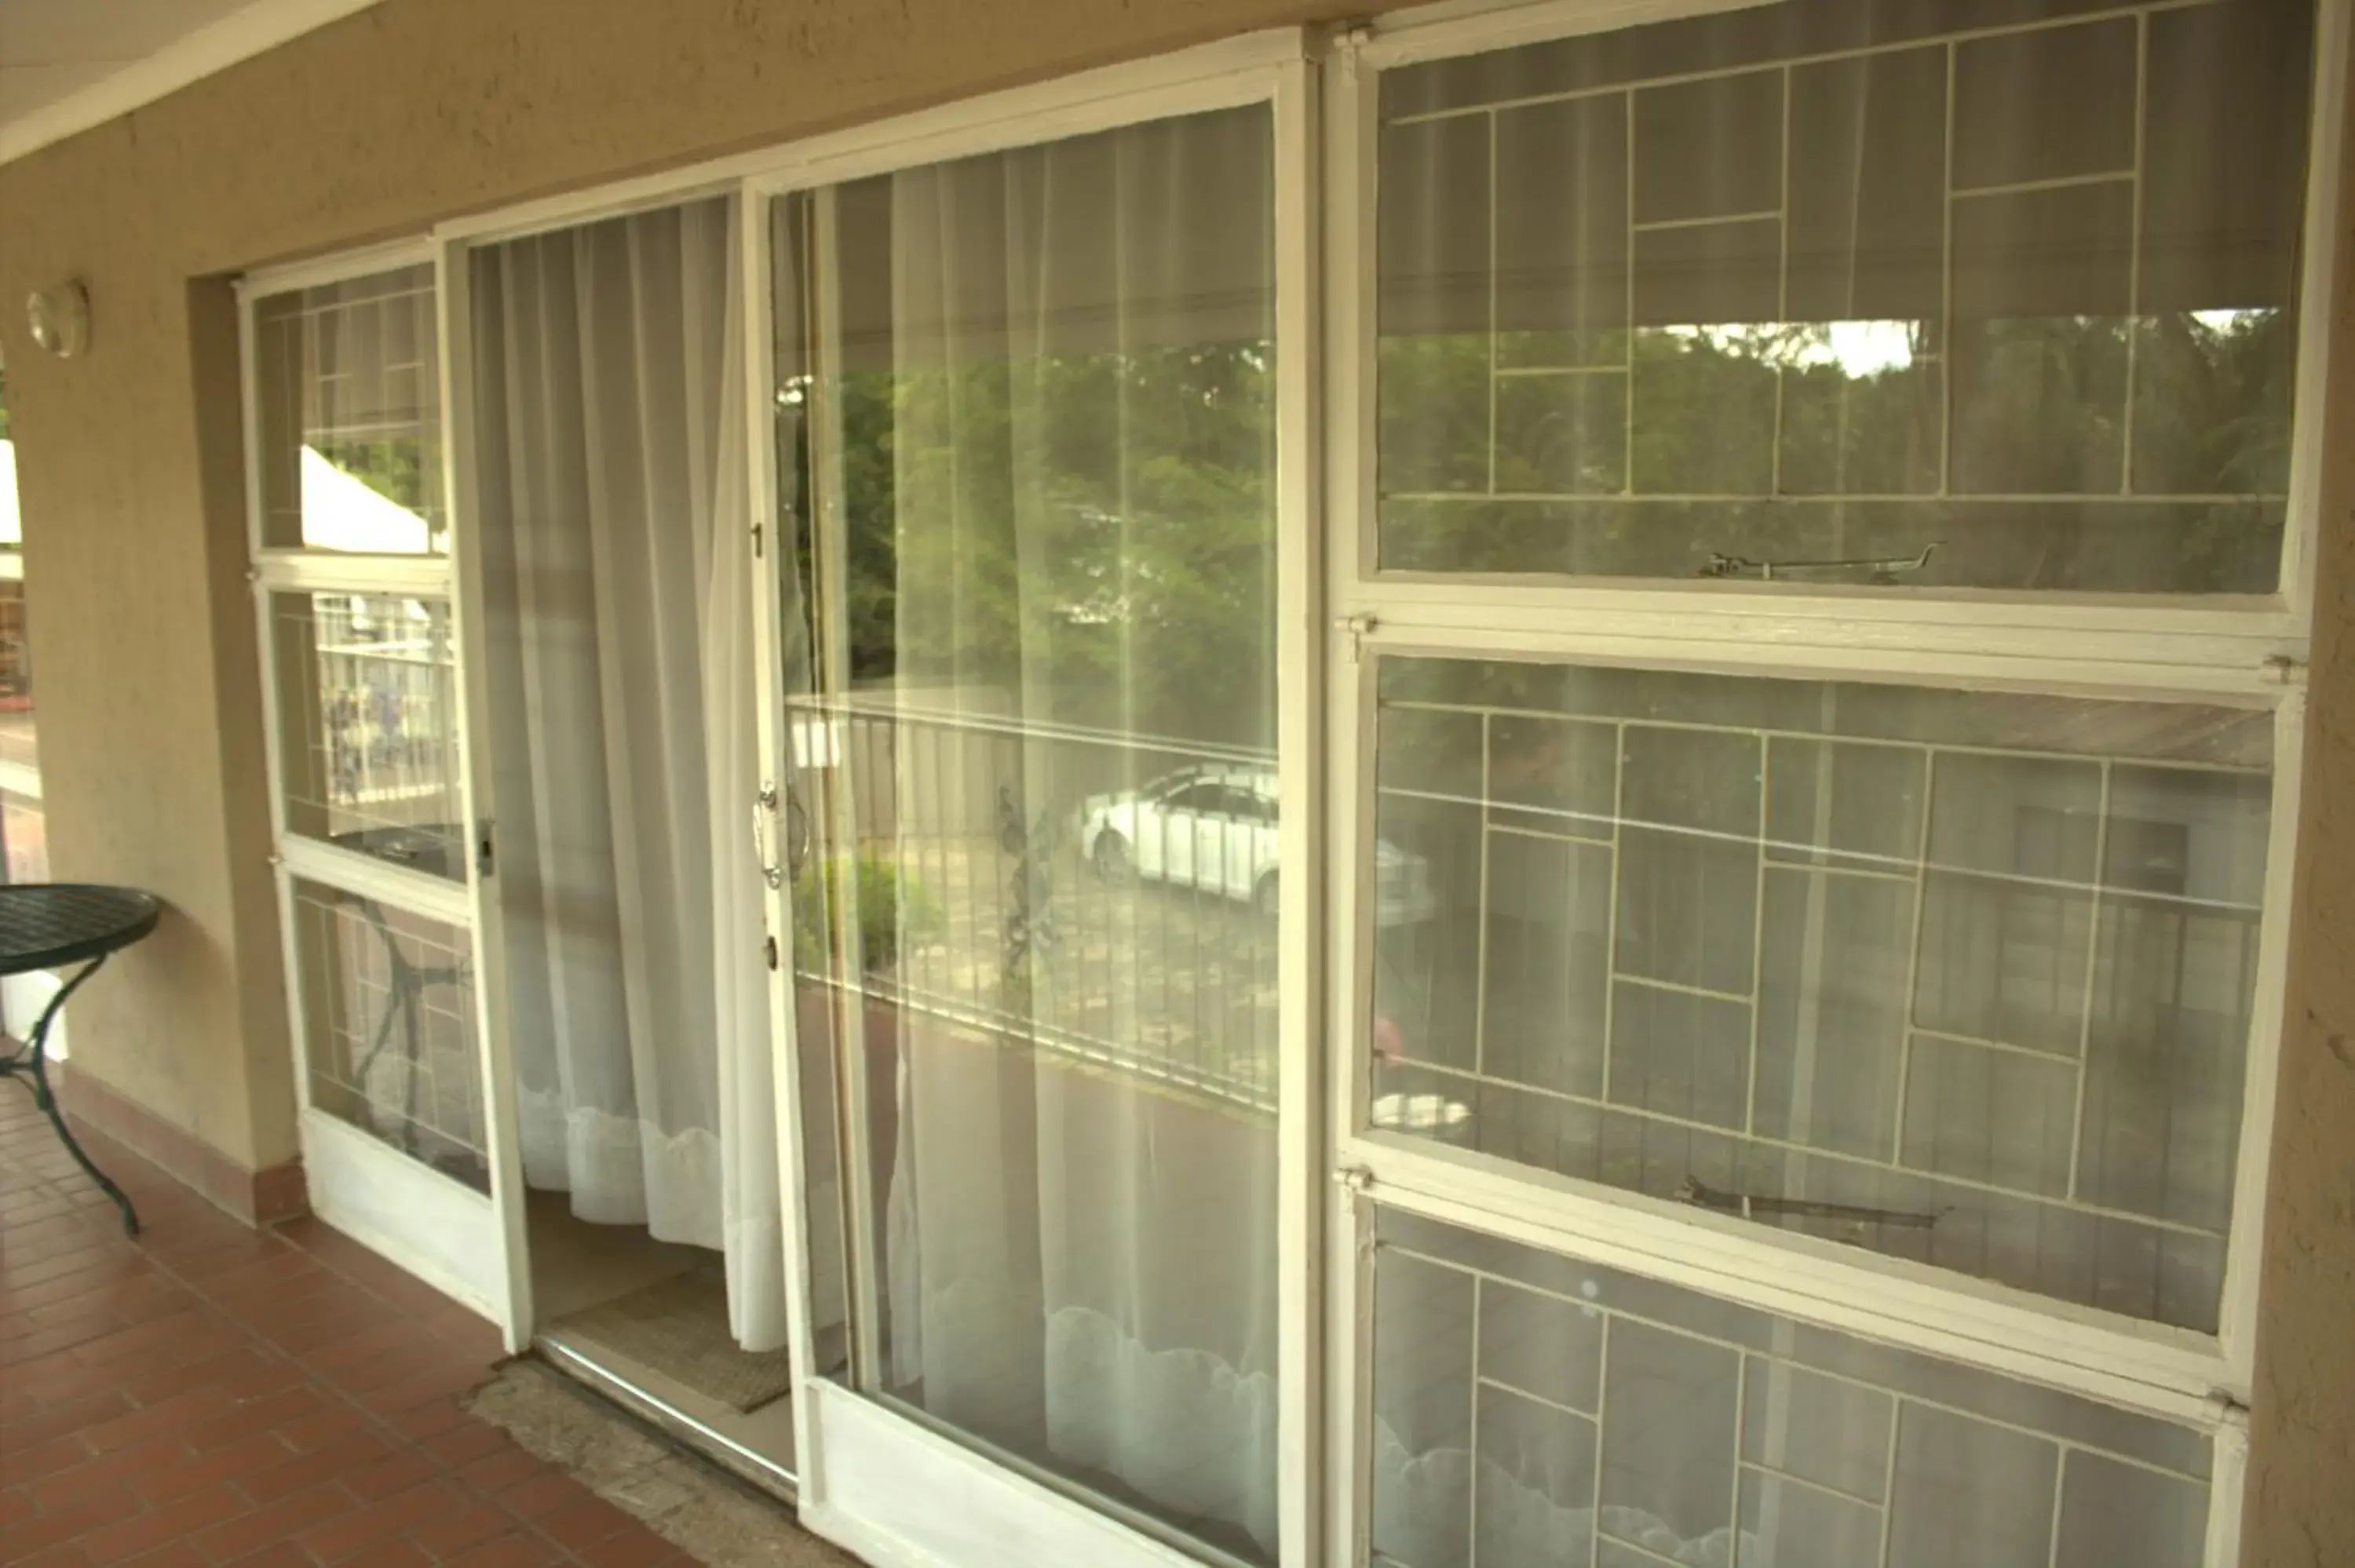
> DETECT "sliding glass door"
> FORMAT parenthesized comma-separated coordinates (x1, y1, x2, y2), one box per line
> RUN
(751, 44, 1318, 1568)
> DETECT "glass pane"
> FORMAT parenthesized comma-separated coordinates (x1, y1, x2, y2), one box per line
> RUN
(1375, 0, 2314, 590)
(290, 877, 485, 1191)
(793, 106, 1283, 1563)
(1370, 1206, 2213, 1568)
(0, 373, 42, 884)
(254, 264, 446, 552)
(269, 593, 466, 879)
(1369, 655, 2271, 1332)
(0, 578, 40, 884)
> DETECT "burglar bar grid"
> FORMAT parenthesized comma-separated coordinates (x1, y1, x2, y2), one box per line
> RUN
(1368, 682, 2268, 1333)
(1372, 0, 2303, 595)
(1391, 12, 2235, 503)
(254, 266, 448, 552)
(787, 698, 1283, 1115)
(1369, 1212, 2214, 1568)
(1382, 0, 2214, 126)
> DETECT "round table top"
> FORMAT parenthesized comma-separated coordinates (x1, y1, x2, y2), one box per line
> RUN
(0, 884, 162, 975)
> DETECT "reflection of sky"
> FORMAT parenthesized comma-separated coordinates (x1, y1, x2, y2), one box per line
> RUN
(1659, 319, 1921, 377)
(300, 445, 431, 552)
(1810, 319, 1916, 377)
(1667, 308, 2273, 380)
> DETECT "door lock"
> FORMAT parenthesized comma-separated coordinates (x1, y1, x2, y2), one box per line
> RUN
(752, 782, 784, 890)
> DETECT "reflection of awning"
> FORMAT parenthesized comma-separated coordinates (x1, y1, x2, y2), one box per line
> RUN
(0, 441, 20, 547)
(298, 446, 430, 552)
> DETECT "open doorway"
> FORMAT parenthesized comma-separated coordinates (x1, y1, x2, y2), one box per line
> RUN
(465, 195, 801, 1491)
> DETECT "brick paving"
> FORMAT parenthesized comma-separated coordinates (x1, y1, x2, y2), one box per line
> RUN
(0, 1085, 694, 1565)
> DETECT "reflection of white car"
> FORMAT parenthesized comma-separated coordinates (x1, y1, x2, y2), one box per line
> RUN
(1079, 768, 1437, 925)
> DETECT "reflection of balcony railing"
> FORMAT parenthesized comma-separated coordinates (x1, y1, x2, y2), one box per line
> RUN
(298, 607, 460, 837)
(789, 697, 1280, 1114)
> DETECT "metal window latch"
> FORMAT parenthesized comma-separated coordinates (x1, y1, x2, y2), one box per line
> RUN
(2260, 654, 2305, 687)
(1335, 1163, 1375, 1195)
(1336, 613, 1378, 664)
(1700, 542, 1940, 585)
(1677, 1175, 1942, 1231)
(2205, 1389, 2252, 1430)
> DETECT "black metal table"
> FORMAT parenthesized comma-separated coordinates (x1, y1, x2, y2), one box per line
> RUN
(0, 884, 162, 1234)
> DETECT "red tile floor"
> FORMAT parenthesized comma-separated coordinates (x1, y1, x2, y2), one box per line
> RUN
(1, 1088, 693, 1565)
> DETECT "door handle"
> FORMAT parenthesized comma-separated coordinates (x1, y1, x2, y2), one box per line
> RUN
(753, 782, 784, 890)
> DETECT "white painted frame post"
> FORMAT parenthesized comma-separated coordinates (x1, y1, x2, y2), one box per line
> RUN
(738, 184, 828, 1500)
(1274, 44, 1329, 1568)
(439, 232, 537, 1353)
(1320, 30, 1382, 1568)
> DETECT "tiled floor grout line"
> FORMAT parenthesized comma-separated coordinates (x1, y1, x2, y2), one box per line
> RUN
(1, 1093, 686, 1566)
(126, 1227, 600, 1564)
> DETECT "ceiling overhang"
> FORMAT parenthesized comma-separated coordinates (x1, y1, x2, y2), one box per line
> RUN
(0, 0, 385, 166)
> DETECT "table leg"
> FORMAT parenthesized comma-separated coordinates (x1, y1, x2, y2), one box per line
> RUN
(13, 956, 141, 1235)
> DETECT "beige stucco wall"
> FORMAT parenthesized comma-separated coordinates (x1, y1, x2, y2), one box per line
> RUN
(0, 0, 2346, 1556)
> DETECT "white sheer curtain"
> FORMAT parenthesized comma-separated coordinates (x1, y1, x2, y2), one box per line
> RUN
(818, 108, 1283, 1556)
(471, 198, 787, 1352)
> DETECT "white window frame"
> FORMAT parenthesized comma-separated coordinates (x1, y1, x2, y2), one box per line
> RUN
(238, 242, 531, 1345)
(1318, 1, 2351, 1563)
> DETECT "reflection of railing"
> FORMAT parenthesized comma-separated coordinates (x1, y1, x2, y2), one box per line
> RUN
(1370, 688, 2271, 1330)
(789, 697, 1280, 1114)
(304, 600, 456, 818)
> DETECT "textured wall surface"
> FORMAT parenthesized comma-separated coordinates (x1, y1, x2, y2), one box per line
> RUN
(0, 0, 2347, 1555)
(2245, 22, 2355, 1560)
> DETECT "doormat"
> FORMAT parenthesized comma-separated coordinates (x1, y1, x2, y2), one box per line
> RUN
(548, 1265, 792, 1413)
(466, 1359, 861, 1566)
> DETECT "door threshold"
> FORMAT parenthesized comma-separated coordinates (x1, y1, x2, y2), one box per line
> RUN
(535, 1333, 800, 1505)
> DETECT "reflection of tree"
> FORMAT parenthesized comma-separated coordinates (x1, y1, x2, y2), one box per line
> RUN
(317, 437, 432, 514)
(2127, 309, 2293, 495)
(810, 304, 2288, 743)
(838, 344, 1276, 750)
(1375, 305, 2291, 591)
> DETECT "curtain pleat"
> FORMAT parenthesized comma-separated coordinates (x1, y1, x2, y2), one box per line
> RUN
(473, 198, 786, 1352)
(870, 108, 1282, 1553)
